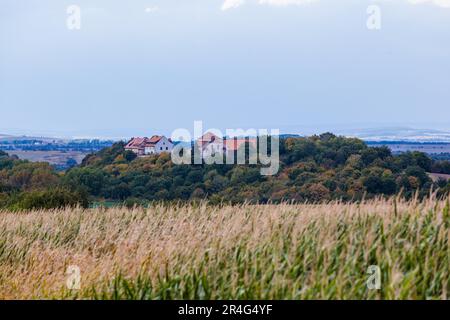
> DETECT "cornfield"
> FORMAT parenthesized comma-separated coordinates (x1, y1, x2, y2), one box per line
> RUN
(0, 197, 449, 300)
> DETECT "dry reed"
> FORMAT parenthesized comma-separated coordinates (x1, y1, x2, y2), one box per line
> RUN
(0, 197, 449, 299)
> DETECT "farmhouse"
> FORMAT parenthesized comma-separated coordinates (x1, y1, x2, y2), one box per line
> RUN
(225, 137, 257, 152)
(197, 132, 224, 157)
(125, 135, 174, 156)
(197, 133, 257, 157)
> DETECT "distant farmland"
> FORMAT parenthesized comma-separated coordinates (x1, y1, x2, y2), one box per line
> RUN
(367, 142, 450, 155)
(8, 150, 88, 166)
(0, 136, 114, 168)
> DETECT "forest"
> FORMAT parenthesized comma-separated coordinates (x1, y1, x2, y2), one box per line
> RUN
(1, 133, 450, 210)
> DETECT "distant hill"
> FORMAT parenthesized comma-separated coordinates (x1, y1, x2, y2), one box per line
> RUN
(337, 127, 450, 143)
(279, 134, 302, 139)
(68, 134, 450, 203)
(0, 134, 66, 143)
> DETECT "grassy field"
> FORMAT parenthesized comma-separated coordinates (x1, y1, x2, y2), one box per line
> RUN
(0, 197, 449, 300)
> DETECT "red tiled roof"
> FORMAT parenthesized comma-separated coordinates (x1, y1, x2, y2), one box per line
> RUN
(197, 134, 258, 152)
(197, 132, 224, 148)
(126, 135, 173, 150)
(148, 135, 162, 144)
(225, 138, 257, 151)
(198, 132, 223, 143)
(125, 137, 149, 149)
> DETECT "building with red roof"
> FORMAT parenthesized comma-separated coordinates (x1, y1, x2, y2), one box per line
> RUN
(125, 135, 174, 156)
(196, 133, 257, 158)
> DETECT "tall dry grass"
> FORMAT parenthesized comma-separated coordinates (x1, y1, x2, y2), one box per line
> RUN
(0, 197, 449, 299)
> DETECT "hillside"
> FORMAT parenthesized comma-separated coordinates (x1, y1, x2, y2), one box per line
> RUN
(69, 134, 450, 204)
(2, 134, 450, 210)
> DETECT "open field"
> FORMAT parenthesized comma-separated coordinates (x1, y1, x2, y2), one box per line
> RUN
(366, 142, 450, 156)
(0, 198, 449, 300)
(7, 150, 88, 166)
(428, 173, 450, 183)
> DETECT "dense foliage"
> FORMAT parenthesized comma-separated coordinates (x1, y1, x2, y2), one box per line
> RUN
(0, 150, 88, 210)
(2, 134, 450, 208)
(62, 134, 450, 203)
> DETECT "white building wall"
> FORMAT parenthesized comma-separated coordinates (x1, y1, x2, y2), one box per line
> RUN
(155, 136, 174, 154)
(144, 146, 156, 154)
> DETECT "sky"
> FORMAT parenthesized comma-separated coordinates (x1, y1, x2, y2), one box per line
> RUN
(0, 0, 450, 138)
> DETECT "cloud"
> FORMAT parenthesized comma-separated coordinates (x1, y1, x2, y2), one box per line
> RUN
(258, 0, 319, 6)
(407, 0, 450, 7)
(145, 6, 159, 13)
(221, 0, 450, 10)
(375, 0, 450, 8)
(221, 0, 246, 11)
(221, 0, 317, 10)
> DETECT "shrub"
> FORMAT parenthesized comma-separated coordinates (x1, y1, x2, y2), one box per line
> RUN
(8, 189, 89, 211)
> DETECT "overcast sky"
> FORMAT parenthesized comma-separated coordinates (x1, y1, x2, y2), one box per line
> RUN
(1, 0, 449, 138)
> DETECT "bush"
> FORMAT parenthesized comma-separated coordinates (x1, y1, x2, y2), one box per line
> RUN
(0, 193, 9, 208)
(123, 197, 146, 208)
(7, 189, 89, 211)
